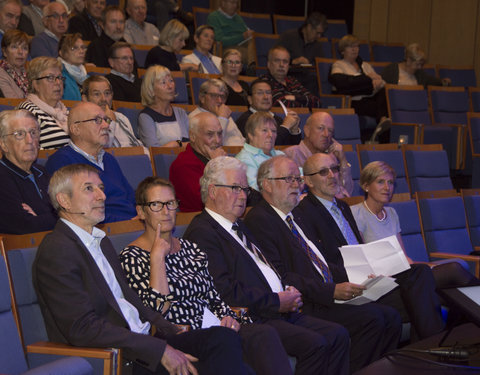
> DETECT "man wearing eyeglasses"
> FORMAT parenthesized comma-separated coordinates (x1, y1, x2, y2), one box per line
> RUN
(285, 111, 353, 197)
(45, 101, 137, 223)
(0, 109, 57, 234)
(184, 155, 350, 375)
(244, 155, 402, 372)
(189, 78, 244, 146)
(293, 152, 446, 341)
(30, 2, 68, 58)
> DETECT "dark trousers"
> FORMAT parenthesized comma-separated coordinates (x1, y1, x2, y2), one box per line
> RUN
(263, 312, 350, 375)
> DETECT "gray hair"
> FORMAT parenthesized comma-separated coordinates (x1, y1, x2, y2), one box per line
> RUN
(0, 109, 37, 138)
(244, 111, 276, 144)
(43, 1, 66, 16)
(48, 164, 99, 211)
(199, 78, 227, 97)
(200, 156, 246, 203)
(257, 155, 289, 192)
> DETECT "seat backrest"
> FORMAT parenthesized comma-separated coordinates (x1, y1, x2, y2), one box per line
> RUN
(239, 12, 273, 34)
(416, 192, 473, 255)
(315, 57, 336, 95)
(172, 71, 189, 104)
(370, 42, 405, 62)
(115, 106, 143, 138)
(106, 147, 153, 190)
(182, 0, 209, 12)
(132, 45, 149, 68)
(387, 199, 430, 262)
(462, 189, 480, 247)
(331, 113, 361, 145)
(428, 86, 469, 125)
(272, 14, 303, 34)
(467, 112, 480, 155)
(98, 219, 145, 255)
(344, 148, 362, 196)
(369, 61, 389, 75)
(403, 146, 453, 193)
(187, 72, 221, 105)
(192, 7, 210, 29)
(323, 20, 348, 39)
(469, 87, 480, 112)
(437, 65, 477, 88)
(252, 33, 279, 67)
(318, 37, 333, 58)
(385, 84, 431, 125)
(357, 144, 410, 194)
(150, 146, 185, 179)
(0, 254, 29, 375)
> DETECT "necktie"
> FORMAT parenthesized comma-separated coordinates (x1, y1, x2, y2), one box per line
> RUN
(330, 202, 359, 245)
(285, 215, 333, 283)
(231, 221, 282, 280)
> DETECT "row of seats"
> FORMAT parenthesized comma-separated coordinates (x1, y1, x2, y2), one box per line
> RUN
(344, 189, 480, 278)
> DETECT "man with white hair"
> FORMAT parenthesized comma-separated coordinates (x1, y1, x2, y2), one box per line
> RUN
(123, 0, 159, 45)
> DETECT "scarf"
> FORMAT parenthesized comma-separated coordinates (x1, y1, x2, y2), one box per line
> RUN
(0, 59, 28, 96)
(26, 93, 69, 133)
(59, 57, 88, 85)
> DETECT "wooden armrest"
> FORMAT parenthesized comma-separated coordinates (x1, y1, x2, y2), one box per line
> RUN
(429, 252, 480, 278)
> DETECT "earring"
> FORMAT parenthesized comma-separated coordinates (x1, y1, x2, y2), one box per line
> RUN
(365, 189, 369, 192)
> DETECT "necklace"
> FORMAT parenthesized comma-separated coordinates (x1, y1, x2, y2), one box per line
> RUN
(363, 201, 387, 222)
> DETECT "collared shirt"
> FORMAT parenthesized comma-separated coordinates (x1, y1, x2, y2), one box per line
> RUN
(110, 69, 135, 83)
(123, 18, 160, 46)
(61, 218, 151, 334)
(44, 29, 59, 41)
(218, 8, 236, 19)
(270, 204, 330, 281)
(205, 207, 284, 293)
(69, 141, 105, 170)
(0, 157, 44, 197)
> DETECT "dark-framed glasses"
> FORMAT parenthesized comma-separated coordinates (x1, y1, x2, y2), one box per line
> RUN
(206, 92, 227, 101)
(304, 165, 341, 177)
(267, 176, 304, 184)
(3, 128, 40, 140)
(214, 184, 251, 195)
(35, 75, 66, 83)
(45, 13, 68, 20)
(142, 200, 179, 212)
(73, 116, 112, 125)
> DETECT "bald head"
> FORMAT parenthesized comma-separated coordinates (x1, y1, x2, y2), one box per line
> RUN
(189, 112, 223, 158)
(303, 112, 335, 154)
(303, 152, 341, 201)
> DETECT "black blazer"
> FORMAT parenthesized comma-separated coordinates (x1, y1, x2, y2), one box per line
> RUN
(183, 210, 284, 321)
(33, 220, 178, 371)
(244, 200, 336, 314)
(68, 9, 100, 41)
(293, 192, 363, 283)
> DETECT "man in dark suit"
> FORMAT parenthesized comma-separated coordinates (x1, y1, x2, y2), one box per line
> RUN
(293, 152, 445, 340)
(184, 156, 350, 375)
(68, 0, 105, 41)
(244, 155, 401, 372)
(33, 163, 250, 375)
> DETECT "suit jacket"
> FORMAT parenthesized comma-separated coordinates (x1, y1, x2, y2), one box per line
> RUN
(68, 9, 100, 41)
(183, 210, 284, 320)
(293, 192, 363, 283)
(33, 220, 179, 371)
(244, 200, 337, 314)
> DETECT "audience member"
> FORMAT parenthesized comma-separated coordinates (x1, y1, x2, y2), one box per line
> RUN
(382, 43, 451, 87)
(294, 152, 445, 341)
(58, 33, 88, 101)
(67, 0, 105, 41)
(235, 111, 285, 191)
(284, 111, 353, 197)
(329, 34, 390, 142)
(18, 56, 69, 149)
(189, 79, 244, 146)
(120, 176, 294, 375)
(62, 0, 84, 16)
(45, 102, 137, 222)
(0, 109, 57, 234)
(86, 6, 126, 68)
(0, 0, 22, 58)
(352, 161, 477, 288)
(22, 0, 47, 35)
(82, 75, 142, 147)
(245, 155, 401, 372)
(170, 112, 227, 212)
(0, 29, 29, 98)
(123, 0, 159, 46)
(105, 41, 142, 102)
(138, 65, 189, 147)
(148, 0, 192, 33)
(236, 79, 301, 145)
(30, 1, 68, 58)
(144, 19, 198, 71)
(261, 46, 322, 108)
(184, 156, 350, 375)
(181, 24, 221, 74)
(221, 48, 249, 106)
(207, 0, 254, 64)
(33, 163, 251, 375)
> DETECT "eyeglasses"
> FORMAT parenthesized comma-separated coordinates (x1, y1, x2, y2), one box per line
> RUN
(304, 165, 341, 177)
(214, 184, 251, 195)
(224, 60, 242, 66)
(35, 75, 66, 83)
(253, 90, 272, 96)
(46, 13, 69, 20)
(73, 116, 112, 125)
(142, 200, 179, 212)
(70, 45, 87, 52)
(3, 128, 40, 140)
(112, 56, 134, 62)
(267, 176, 304, 184)
(206, 92, 227, 100)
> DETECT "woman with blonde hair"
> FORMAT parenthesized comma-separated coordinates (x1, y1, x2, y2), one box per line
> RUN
(144, 19, 199, 71)
(221, 48, 249, 106)
(138, 65, 189, 147)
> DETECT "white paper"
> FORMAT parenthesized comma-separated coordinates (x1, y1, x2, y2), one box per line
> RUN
(335, 276, 398, 305)
(278, 100, 289, 116)
(458, 285, 480, 305)
(201, 307, 221, 329)
(339, 235, 410, 284)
